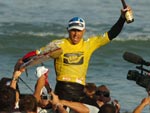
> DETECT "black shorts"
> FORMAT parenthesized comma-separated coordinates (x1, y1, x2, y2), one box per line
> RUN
(54, 81, 99, 108)
(54, 81, 85, 102)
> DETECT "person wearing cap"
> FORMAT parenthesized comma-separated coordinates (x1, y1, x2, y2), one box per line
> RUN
(21, 5, 133, 102)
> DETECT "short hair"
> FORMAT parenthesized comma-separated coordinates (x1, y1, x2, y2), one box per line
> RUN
(0, 85, 16, 112)
(99, 104, 116, 113)
(84, 83, 97, 93)
(97, 85, 110, 93)
(84, 83, 97, 99)
(0, 77, 20, 94)
(19, 94, 37, 112)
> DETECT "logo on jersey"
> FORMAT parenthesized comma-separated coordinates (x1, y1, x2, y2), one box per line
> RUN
(63, 52, 84, 65)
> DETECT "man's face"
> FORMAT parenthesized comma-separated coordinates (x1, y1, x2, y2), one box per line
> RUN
(68, 29, 85, 45)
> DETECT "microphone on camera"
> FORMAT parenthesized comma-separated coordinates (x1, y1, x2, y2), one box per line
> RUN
(123, 52, 150, 66)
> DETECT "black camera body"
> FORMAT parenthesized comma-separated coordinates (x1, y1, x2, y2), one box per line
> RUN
(127, 70, 150, 90)
(123, 51, 150, 91)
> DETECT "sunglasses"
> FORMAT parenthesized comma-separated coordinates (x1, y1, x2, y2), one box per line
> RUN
(95, 90, 110, 98)
(68, 23, 84, 28)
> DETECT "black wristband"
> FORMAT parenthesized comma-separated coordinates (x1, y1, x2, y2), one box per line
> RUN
(12, 77, 18, 82)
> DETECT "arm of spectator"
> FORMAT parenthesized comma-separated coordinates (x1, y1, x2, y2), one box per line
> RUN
(50, 92, 68, 113)
(133, 97, 150, 113)
(111, 99, 121, 113)
(60, 100, 89, 113)
(10, 59, 25, 89)
(10, 71, 22, 89)
(33, 75, 45, 102)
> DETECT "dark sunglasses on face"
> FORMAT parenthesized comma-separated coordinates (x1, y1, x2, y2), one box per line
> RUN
(95, 90, 110, 98)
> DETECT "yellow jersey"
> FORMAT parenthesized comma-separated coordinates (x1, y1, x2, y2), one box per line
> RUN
(53, 32, 110, 85)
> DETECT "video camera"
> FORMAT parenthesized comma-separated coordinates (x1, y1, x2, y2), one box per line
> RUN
(123, 52, 150, 91)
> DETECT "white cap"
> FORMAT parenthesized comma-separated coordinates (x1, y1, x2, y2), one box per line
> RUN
(67, 17, 85, 31)
(36, 66, 49, 78)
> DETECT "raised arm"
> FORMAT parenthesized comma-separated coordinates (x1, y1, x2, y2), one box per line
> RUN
(133, 97, 150, 113)
(60, 100, 89, 113)
(108, 6, 133, 40)
(10, 59, 25, 89)
(50, 92, 89, 113)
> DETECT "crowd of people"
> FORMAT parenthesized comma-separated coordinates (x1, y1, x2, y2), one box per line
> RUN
(0, 64, 150, 113)
(0, 60, 90, 113)
(2, 62, 150, 113)
(1, 3, 149, 113)
(0, 61, 120, 113)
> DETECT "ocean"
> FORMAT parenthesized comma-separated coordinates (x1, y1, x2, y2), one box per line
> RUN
(0, 0, 150, 112)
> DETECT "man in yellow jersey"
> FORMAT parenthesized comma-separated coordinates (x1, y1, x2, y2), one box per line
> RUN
(21, 6, 133, 104)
